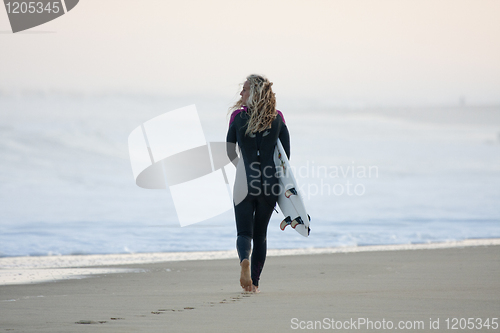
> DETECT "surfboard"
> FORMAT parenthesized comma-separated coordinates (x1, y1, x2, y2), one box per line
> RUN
(274, 139, 310, 237)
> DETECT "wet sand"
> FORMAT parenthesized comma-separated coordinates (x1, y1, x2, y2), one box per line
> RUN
(1, 244, 499, 332)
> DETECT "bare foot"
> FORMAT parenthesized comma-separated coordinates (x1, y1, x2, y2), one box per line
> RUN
(240, 259, 252, 292)
(252, 285, 260, 293)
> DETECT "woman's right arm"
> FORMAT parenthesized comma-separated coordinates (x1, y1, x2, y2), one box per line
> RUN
(279, 123, 290, 160)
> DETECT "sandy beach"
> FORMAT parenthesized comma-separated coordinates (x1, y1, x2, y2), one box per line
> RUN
(1, 242, 499, 332)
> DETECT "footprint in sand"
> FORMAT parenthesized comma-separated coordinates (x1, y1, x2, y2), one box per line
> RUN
(75, 320, 107, 324)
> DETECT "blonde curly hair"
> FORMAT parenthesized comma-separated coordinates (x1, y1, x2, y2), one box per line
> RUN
(230, 74, 277, 135)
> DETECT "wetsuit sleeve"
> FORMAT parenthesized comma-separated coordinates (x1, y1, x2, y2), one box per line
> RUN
(226, 122, 239, 166)
(279, 123, 290, 159)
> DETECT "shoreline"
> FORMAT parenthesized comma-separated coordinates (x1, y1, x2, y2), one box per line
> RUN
(1, 243, 499, 332)
(1, 238, 499, 286)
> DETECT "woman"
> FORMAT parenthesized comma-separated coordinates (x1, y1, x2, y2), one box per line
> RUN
(226, 74, 290, 293)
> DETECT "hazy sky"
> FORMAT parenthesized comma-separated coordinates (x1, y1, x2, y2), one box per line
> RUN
(1, 0, 499, 106)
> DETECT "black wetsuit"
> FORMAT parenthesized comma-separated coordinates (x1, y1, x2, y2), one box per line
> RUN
(226, 108, 290, 287)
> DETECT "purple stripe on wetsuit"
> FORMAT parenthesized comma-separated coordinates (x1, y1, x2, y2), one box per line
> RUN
(229, 106, 286, 127)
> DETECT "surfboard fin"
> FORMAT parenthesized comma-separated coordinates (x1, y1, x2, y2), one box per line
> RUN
(280, 216, 292, 230)
(285, 188, 298, 198)
(291, 216, 305, 229)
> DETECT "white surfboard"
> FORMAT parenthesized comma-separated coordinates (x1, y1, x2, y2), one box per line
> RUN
(274, 139, 310, 237)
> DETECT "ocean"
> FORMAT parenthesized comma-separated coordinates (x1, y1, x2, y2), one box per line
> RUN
(1, 91, 499, 257)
